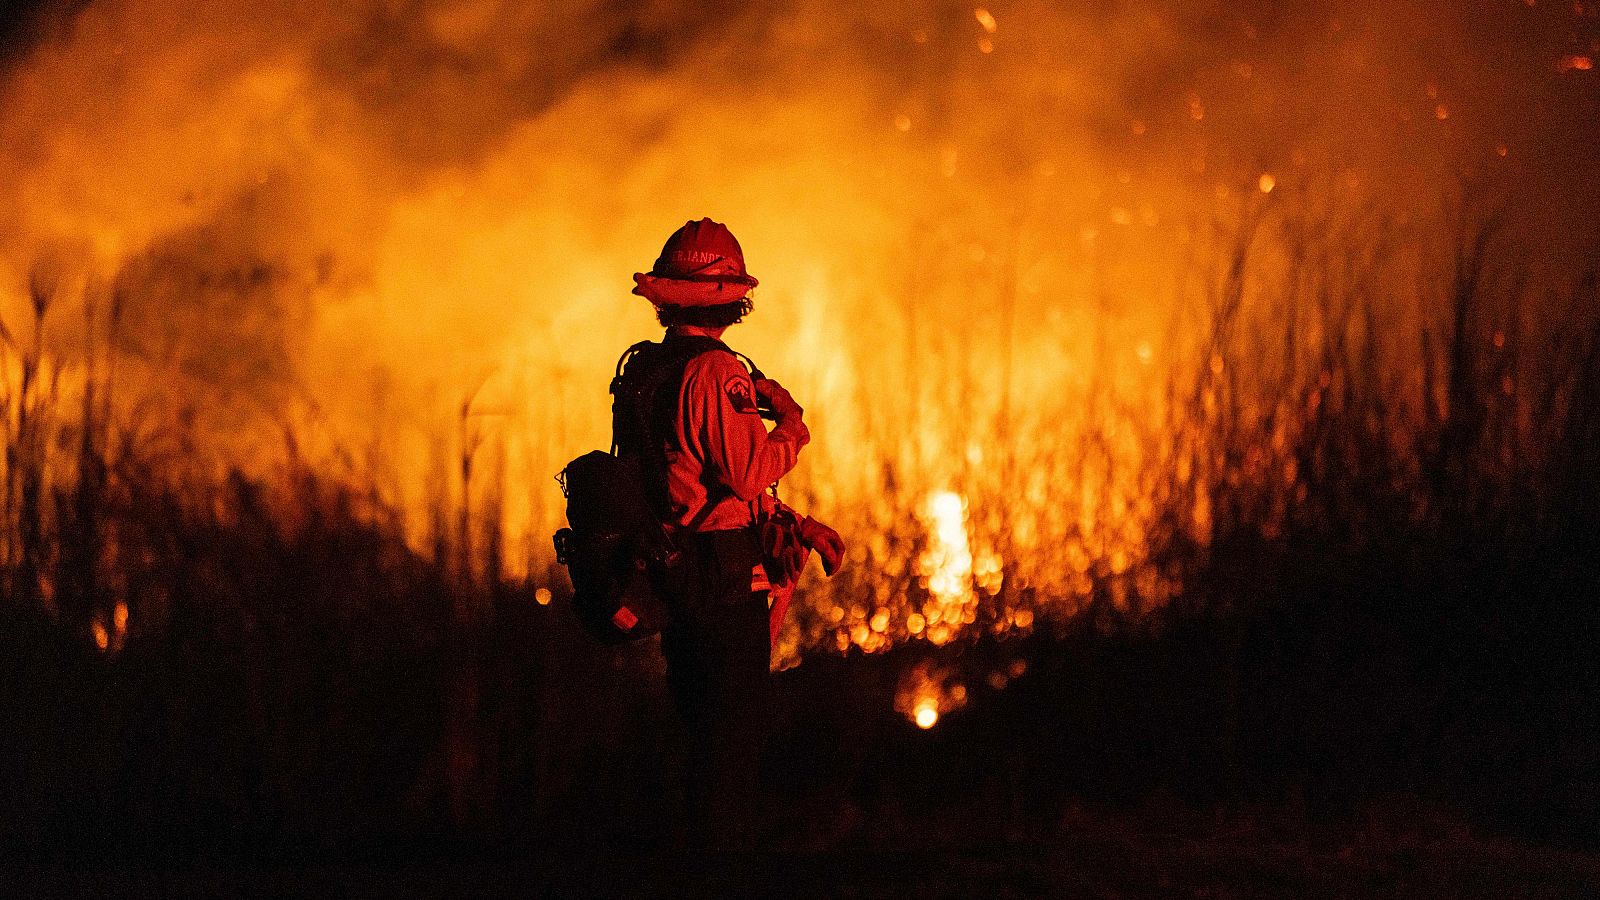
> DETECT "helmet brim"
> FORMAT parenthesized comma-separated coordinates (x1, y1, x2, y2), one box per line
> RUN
(632, 272, 757, 307)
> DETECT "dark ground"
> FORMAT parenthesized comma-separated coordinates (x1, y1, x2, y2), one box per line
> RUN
(5, 609, 1600, 898)
(4, 800, 1599, 898)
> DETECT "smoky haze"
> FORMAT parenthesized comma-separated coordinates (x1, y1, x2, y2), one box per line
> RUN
(0, 0, 1596, 654)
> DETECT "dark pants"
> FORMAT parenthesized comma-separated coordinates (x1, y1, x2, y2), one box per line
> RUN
(656, 529, 771, 850)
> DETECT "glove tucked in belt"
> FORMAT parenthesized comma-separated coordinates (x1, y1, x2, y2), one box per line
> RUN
(760, 505, 809, 588)
(760, 505, 845, 587)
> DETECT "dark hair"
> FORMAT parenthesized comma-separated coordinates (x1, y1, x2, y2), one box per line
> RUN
(654, 296, 754, 328)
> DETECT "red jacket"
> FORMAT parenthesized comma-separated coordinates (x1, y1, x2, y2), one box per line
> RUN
(663, 345, 809, 534)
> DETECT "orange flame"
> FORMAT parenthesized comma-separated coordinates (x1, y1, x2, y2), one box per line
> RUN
(0, 0, 1593, 670)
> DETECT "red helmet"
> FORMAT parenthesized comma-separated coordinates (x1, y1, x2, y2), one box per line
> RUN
(632, 218, 759, 307)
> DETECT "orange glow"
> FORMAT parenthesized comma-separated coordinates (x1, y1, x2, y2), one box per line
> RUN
(896, 660, 967, 728)
(0, 0, 1592, 674)
(92, 621, 109, 652)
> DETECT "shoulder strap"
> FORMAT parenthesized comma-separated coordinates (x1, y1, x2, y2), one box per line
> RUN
(728, 349, 764, 381)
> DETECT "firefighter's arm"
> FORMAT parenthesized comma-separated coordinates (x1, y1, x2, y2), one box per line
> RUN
(682, 352, 809, 501)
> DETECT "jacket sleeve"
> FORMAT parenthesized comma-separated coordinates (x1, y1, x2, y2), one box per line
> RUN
(680, 351, 809, 502)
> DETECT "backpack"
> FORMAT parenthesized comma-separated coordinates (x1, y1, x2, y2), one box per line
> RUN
(552, 336, 751, 642)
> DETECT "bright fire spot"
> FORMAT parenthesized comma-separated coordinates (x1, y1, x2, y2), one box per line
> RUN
(917, 491, 975, 644)
(92, 621, 109, 651)
(1136, 340, 1154, 362)
(534, 587, 552, 606)
(1435, 104, 1449, 120)
(1558, 55, 1594, 72)
(978, 38, 994, 54)
(974, 7, 998, 33)
(113, 601, 129, 632)
(896, 660, 967, 729)
(1258, 173, 1276, 193)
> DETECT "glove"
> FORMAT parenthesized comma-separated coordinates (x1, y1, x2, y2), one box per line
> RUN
(753, 378, 802, 420)
(760, 505, 810, 588)
(796, 516, 845, 576)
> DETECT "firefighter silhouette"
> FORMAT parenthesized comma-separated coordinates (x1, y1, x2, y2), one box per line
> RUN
(625, 218, 844, 849)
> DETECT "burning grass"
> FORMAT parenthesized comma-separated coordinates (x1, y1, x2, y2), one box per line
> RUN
(1, 175, 1597, 857)
(1, 0, 1598, 863)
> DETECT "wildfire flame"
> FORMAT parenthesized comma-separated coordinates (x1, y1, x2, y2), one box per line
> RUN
(0, 0, 1595, 668)
(916, 491, 975, 646)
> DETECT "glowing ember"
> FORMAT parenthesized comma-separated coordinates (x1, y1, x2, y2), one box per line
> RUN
(974, 8, 998, 34)
(1258, 173, 1276, 194)
(896, 660, 967, 729)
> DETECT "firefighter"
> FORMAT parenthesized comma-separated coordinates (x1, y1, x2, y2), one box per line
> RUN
(627, 217, 845, 849)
